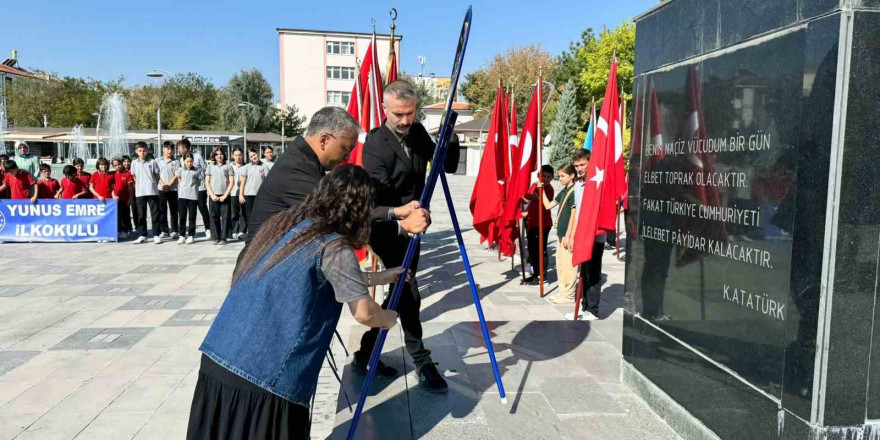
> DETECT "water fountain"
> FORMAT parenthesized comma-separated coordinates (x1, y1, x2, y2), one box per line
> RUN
(71, 124, 90, 160)
(98, 92, 129, 159)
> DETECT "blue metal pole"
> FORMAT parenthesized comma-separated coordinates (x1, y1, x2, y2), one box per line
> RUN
(439, 172, 506, 402)
(347, 8, 471, 439)
(345, 236, 420, 440)
(346, 114, 458, 440)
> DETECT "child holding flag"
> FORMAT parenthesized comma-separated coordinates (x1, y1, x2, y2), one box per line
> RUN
(522, 164, 555, 283)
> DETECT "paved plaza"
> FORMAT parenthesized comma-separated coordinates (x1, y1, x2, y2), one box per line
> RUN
(0, 175, 680, 440)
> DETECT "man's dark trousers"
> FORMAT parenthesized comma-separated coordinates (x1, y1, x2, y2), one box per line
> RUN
(135, 195, 160, 237)
(197, 190, 210, 234)
(578, 242, 605, 316)
(158, 190, 179, 234)
(355, 237, 431, 369)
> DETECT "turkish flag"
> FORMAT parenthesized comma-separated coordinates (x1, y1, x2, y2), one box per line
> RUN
(386, 36, 398, 85)
(572, 59, 623, 265)
(345, 35, 385, 168)
(345, 35, 385, 262)
(471, 84, 509, 247)
(502, 85, 539, 228)
(507, 94, 519, 184)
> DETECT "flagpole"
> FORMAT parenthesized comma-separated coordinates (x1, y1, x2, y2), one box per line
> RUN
(616, 90, 626, 261)
(537, 70, 545, 297)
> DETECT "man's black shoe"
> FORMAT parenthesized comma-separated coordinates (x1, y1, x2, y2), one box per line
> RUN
(417, 363, 448, 394)
(351, 357, 398, 377)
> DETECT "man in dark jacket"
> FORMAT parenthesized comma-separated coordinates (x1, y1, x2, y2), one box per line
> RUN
(246, 106, 429, 238)
(352, 80, 460, 393)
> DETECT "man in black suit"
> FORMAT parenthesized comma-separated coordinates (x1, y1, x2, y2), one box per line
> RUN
(246, 106, 430, 239)
(352, 80, 460, 394)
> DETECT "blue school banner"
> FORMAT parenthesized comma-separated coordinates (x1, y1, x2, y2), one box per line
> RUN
(0, 200, 118, 243)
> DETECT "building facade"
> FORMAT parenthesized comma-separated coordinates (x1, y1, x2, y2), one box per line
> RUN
(277, 28, 401, 121)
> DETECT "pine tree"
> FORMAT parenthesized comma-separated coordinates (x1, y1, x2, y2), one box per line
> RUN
(548, 80, 580, 172)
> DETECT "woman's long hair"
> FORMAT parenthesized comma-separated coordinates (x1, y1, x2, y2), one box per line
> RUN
(232, 164, 374, 286)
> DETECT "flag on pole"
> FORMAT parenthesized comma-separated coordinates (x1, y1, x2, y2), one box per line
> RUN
(386, 26, 398, 84)
(572, 58, 623, 265)
(502, 84, 540, 228)
(582, 100, 596, 150)
(345, 34, 385, 263)
(345, 35, 385, 168)
(508, 93, 519, 182)
(471, 83, 509, 247)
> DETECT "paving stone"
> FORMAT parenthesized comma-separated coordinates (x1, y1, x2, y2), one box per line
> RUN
(19, 266, 86, 275)
(479, 392, 576, 440)
(50, 274, 119, 285)
(192, 257, 238, 265)
(539, 376, 626, 416)
(0, 351, 40, 376)
(127, 264, 188, 274)
(160, 309, 218, 326)
(50, 327, 153, 350)
(0, 286, 35, 297)
(82, 284, 156, 296)
(104, 374, 184, 413)
(73, 411, 152, 440)
(116, 295, 194, 310)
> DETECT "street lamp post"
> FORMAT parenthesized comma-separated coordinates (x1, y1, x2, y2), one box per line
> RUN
(147, 69, 172, 151)
(238, 102, 257, 151)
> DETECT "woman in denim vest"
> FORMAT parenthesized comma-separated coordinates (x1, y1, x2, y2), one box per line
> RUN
(187, 165, 402, 440)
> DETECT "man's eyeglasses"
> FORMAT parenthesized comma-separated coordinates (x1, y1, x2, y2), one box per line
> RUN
(326, 133, 356, 154)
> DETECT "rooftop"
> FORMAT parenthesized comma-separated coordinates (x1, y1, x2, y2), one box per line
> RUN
(425, 102, 471, 111)
(3, 126, 283, 144)
(0, 63, 35, 78)
(276, 28, 402, 40)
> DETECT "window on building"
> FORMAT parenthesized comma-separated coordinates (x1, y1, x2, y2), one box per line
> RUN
(327, 41, 356, 55)
(327, 91, 351, 107)
(326, 66, 355, 80)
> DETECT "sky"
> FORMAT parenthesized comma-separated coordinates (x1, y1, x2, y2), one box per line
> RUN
(1, 0, 657, 99)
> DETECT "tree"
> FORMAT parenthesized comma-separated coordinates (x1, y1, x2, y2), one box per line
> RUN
(551, 29, 597, 116)
(578, 22, 635, 107)
(274, 104, 306, 137)
(548, 80, 579, 171)
(5, 71, 120, 128)
(219, 68, 275, 132)
(125, 84, 162, 130)
(163, 73, 220, 130)
(460, 45, 555, 124)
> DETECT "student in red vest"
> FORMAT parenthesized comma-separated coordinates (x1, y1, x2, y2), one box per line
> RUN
(0, 155, 9, 199)
(113, 158, 135, 239)
(89, 158, 116, 202)
(36, 163, 61, 199)
(0, 160, 37, 203)
(522, 164, 555, 283)
(60, 165, 89, 199)
(73, 158, 92, 199)
(123, 155, 138, 228)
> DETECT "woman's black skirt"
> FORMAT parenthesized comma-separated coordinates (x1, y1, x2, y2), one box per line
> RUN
(186, 355, 310, 440)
